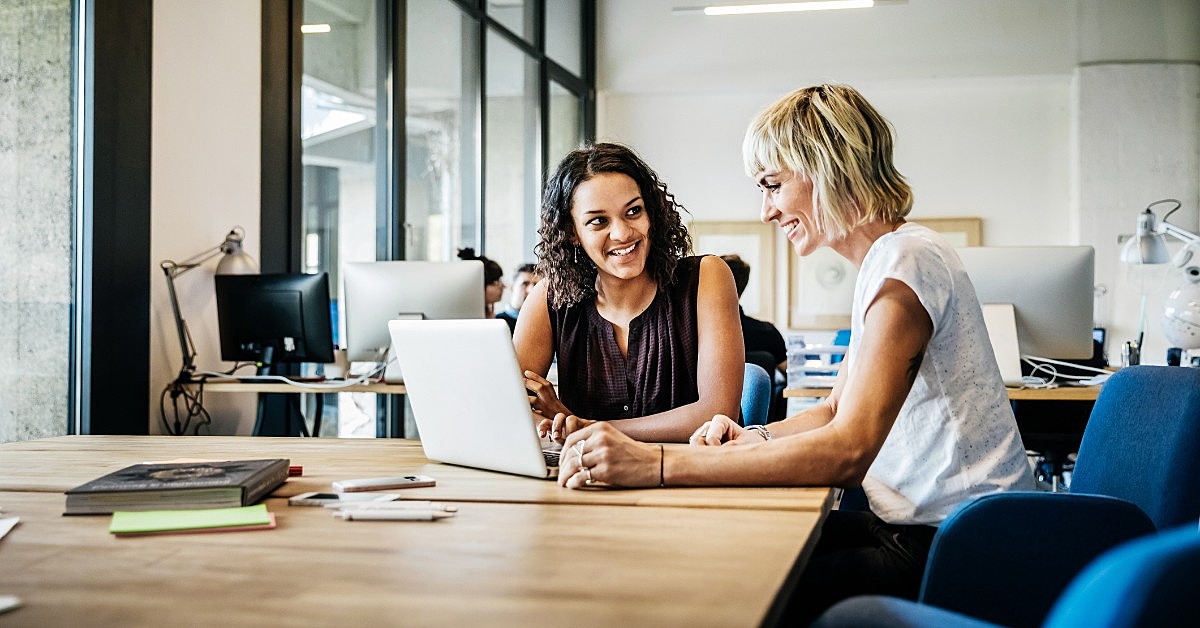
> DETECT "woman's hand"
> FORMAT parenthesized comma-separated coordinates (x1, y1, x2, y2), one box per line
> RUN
(689, 414, 747, 446)
(558, 422, 661, 489)
(525, 370, 571, 419)
(538, 412, 595, 444)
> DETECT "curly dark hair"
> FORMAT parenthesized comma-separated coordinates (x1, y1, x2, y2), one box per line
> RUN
(535, 143, 692, 309)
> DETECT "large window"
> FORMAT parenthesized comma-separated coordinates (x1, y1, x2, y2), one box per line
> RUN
(286, 0, 594, 436)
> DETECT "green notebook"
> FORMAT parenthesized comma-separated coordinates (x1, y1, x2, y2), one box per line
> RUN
(109, 504, 272, 535)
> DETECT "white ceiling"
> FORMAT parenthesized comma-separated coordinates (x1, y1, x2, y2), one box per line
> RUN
(596, 0, 1199, 94)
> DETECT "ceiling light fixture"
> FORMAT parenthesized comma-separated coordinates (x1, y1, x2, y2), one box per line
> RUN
(301, 23, 332, 34)
(674, 0, 905, 16)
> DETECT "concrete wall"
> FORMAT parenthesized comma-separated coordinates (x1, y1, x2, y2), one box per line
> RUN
(0, 0, 73, 442)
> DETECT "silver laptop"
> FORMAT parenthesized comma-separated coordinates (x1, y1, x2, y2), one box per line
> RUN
(387, 318, 560, 479)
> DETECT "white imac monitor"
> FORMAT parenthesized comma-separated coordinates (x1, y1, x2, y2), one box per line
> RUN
(956, 246, 1095, 360)
(342, 261, 485, 364)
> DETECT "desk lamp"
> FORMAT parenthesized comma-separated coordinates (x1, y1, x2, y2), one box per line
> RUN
(1120, 199, 1200, 355)
(161, 227, 259, 382)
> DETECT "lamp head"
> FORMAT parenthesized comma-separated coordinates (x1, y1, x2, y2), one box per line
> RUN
(215, 227, 259, 275)
(1120, 208, 1171, 265)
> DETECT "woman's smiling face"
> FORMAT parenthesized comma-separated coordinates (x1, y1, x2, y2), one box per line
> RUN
(755, 169, 827, 257)
(570, 172, 652, 281)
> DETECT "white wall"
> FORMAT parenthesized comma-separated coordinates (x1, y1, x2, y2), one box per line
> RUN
(596, 0, 1200, 365)
(150, 0, 261, 434)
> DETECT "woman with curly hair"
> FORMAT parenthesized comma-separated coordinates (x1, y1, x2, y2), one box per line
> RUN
(513, 142, 744, 443)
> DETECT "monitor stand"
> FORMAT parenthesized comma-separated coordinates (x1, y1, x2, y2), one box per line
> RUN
(981, 303, 1023, 387)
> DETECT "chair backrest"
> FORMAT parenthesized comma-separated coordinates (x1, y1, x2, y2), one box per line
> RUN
(1072, 365, 1200, 529)
(920, 492, 1155, 627)
(1044, 525, 1200, 628)
(741, 362, 772, 426)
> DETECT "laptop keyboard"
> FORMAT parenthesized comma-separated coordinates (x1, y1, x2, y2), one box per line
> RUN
(542, 449, 561, 467)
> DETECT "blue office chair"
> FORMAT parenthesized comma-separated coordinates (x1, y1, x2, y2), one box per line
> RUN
(1069, 365, 1200, 529)
(818, 366, 1200, 627)
(918, 492, 1155, 626)
(813, 525, 1200, 628)
(741, 362, 772, 426)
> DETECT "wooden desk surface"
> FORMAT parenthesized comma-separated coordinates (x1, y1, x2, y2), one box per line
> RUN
(0, 436, 833, 627)
(0, 436, 834, 512)
(0, 490, 823, 627)
(784, 385, 1102, 401)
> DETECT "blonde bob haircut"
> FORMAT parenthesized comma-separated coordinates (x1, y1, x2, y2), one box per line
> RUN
(743, 84, 913, 240)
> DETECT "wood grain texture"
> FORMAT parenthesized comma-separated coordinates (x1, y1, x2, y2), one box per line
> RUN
(0, 490, 822, 626)
(0, 436, 833, 512)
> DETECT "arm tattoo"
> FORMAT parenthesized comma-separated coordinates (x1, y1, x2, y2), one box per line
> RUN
(906, 351, 924, 386)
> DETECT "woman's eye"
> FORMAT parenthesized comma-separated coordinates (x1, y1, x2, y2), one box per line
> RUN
(586, 217, 606, 227)
(626, 206, 643, 217)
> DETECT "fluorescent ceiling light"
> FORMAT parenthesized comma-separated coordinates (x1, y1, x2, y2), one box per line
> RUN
(301, 23, 331, 34)
(675, 1, 883, 16)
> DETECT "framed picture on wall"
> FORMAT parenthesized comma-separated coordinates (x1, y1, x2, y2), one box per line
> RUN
(788, 247, 856, 330)
(909, 217, 983, 247)
(690, 221, 775, 322)
(786, 216, 984, 329)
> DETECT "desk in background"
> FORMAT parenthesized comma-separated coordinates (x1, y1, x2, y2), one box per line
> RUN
(0, 436, 833, 627)
(182, 379, 408, 438)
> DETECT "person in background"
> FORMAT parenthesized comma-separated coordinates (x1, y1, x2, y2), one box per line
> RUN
(496, 263, 542, 334)
(551, 84, 1034, 623)
(513, 142, 745, 443)
(719, 254, 787, 375)
(456, 248, 504, 319)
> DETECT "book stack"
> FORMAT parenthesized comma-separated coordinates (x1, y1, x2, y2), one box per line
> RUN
(64, 459, 289, 516)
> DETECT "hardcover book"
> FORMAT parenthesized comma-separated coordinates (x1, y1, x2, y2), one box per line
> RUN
(64, 458, 290, 515)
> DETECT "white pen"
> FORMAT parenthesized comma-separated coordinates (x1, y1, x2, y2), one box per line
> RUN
(324, 501, 458, 512)
(333, 509, 455, 521)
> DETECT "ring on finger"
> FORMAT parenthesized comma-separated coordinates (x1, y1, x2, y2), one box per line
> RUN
(583, 465, 594, 485)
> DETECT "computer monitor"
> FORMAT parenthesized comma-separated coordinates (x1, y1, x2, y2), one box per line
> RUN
(214, 273, 335, 371)
(956, 246, 1095, 360)
(342, 261, 485, 363)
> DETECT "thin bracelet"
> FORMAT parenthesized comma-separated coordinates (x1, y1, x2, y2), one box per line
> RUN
(658, 445, 665, 487)
(746, 424, 772, 441)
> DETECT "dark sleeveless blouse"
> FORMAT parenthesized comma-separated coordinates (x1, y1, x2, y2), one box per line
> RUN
(548, 255, 703, 421)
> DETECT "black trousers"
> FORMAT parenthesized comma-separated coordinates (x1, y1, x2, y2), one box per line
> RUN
(782, 510, 938, 626)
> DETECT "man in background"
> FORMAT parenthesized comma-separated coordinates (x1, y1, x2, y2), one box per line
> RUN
(721, 254, 787, 419)
(496, 263, 542, 333)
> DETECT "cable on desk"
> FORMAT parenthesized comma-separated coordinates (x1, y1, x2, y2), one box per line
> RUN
(160, 378, 213, 436)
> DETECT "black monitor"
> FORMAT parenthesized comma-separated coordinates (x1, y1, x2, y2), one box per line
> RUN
(214, 273, 335, 373)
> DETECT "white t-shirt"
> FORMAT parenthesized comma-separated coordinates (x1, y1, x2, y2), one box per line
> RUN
(850, 223, 1034, 525)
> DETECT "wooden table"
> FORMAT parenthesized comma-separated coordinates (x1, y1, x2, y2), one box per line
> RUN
(784, 385, 1103, 401)
(0, 437, 834, 512)
(0, 436, 833, 627)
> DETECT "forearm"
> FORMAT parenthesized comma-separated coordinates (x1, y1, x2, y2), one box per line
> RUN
(609, 398, 738, 443)
(665, 424, 869, 487)
(763, 398, 835, 438)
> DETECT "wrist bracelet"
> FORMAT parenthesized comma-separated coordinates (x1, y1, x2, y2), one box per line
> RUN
(746, 424, 772, 441)
(658, 445, 665, 487)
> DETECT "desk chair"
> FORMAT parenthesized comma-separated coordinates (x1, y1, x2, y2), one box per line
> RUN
(813, 524, 1200, 628)
(817, 365, 1200, 627)
(741, 363, 772, 426)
